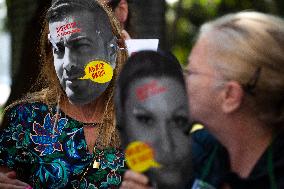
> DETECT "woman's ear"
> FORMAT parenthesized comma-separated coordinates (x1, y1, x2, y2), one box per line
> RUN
(114, 0, 128, 28)
(221, 81, 244, 114)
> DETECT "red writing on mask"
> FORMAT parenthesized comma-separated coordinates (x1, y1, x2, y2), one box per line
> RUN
(89, 63, 105, 80)
(56, 22, 81, 37)
(136, 80, 167, 101)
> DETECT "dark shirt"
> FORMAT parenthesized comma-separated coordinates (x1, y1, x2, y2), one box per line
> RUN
(192, 129, 284, 189)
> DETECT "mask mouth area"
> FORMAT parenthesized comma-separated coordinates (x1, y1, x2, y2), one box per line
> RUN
(79, 60, 114, 84)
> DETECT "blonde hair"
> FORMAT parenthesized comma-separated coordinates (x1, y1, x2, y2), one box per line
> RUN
(5, 0, 128, 148)
(198, 11, 284, 128)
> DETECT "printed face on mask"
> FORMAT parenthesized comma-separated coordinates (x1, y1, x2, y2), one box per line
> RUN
(48, 9, 117, 105)
(122, 76, 192, 188)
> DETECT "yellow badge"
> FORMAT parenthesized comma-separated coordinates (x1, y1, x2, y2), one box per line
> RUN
(125, 141, 162, 173)
(79, 60, 113, 83)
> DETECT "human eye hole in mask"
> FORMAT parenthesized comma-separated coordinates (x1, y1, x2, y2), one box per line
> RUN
(71, 41, 91, 52)
(171, 115, 192, 135)
(53, 43, 65, 57)
(135, 113, 154, 126)
(172, 115, 189, 128)
(48, 34, 65, 58)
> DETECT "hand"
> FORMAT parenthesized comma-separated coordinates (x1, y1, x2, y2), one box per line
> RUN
(121, 30, 131, 40)
(0, 171, 31, 189)
(120, 170, 152, 189)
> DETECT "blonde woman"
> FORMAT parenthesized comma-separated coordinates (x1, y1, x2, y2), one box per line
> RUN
(187, 11, 284, 189)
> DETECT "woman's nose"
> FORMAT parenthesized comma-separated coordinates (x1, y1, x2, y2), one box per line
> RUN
(62, 48, 78, 73)
(159, 124, 174, 153)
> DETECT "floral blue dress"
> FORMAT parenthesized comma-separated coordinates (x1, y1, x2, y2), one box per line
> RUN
(0, 102, 126, 189)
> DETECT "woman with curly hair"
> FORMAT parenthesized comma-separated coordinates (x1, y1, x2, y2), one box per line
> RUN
(0, 0, 128, 188)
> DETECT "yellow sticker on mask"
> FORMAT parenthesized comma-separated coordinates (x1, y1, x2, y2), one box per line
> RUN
(125, 141, 162, 173)
(79, 60, 113, 83)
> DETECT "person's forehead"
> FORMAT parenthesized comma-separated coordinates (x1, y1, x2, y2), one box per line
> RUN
(49, 8, 109, 27)
(130, 77, 182, 93)
(127, 77, 187, 112)
(187, 37, 211, 69)
(69, 9, 108, 25)
(49, 10, 112, 42)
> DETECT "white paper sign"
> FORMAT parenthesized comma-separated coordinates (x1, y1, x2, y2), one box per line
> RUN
(125, 39, 159, 56)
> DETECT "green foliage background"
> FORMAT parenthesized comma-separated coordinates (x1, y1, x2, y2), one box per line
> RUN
(166, 0, 284, 65)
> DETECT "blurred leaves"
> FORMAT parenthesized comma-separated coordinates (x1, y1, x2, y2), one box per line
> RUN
(166, 0, 282, 65)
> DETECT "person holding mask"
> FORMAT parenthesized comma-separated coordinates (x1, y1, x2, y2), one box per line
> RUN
(116, 51, 192, 189)
(120, 11, 284, 189)
(0, 0, 128, 188)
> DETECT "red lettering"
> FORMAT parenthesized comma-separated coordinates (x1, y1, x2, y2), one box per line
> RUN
(99, 70, 105, 77)
(136, 145, 143, 154)
(136, 87, 143, 94)
(95, 64, 100, 72)
(92, 72, 99, 79)
(100, 63, 104, 70)
(56, 25, 64, 33)
(126, 148, 135, 156)
(89, 67, 93, 73)
(70, 22, 77, 28)
(91, 70, 105, 80)
(136, 91, 147, 101)
(138, 153, 151, 162)
(59, 26, 64, 33)
(131, 158, 137, 165)
(136, 144, 144, 152)
(63, 24, 67, 31)
(56, 22, 80, 37)
(136, 87, 146, 101)
(66, 23, 71, 30)
(135, 80, 168, 101)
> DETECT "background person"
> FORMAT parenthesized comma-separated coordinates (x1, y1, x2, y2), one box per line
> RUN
(0, 0, 128, 188)
(107, 0, 131, 40)
(116, 51, 192, 189)
(186, 11, 284, 189)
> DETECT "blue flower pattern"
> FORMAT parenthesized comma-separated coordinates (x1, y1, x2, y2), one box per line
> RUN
(30, 113, 67, 156)
(0, 102, 125, 189)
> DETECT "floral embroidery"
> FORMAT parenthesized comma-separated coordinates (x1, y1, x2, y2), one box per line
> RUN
(100, 172, 122, 188)
(30, 113, 67, 156)
(0, 102, 126, 189)
(97, 148, 125, 170)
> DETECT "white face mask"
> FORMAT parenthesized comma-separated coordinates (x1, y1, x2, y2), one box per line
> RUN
(48, 9, 118, 105)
